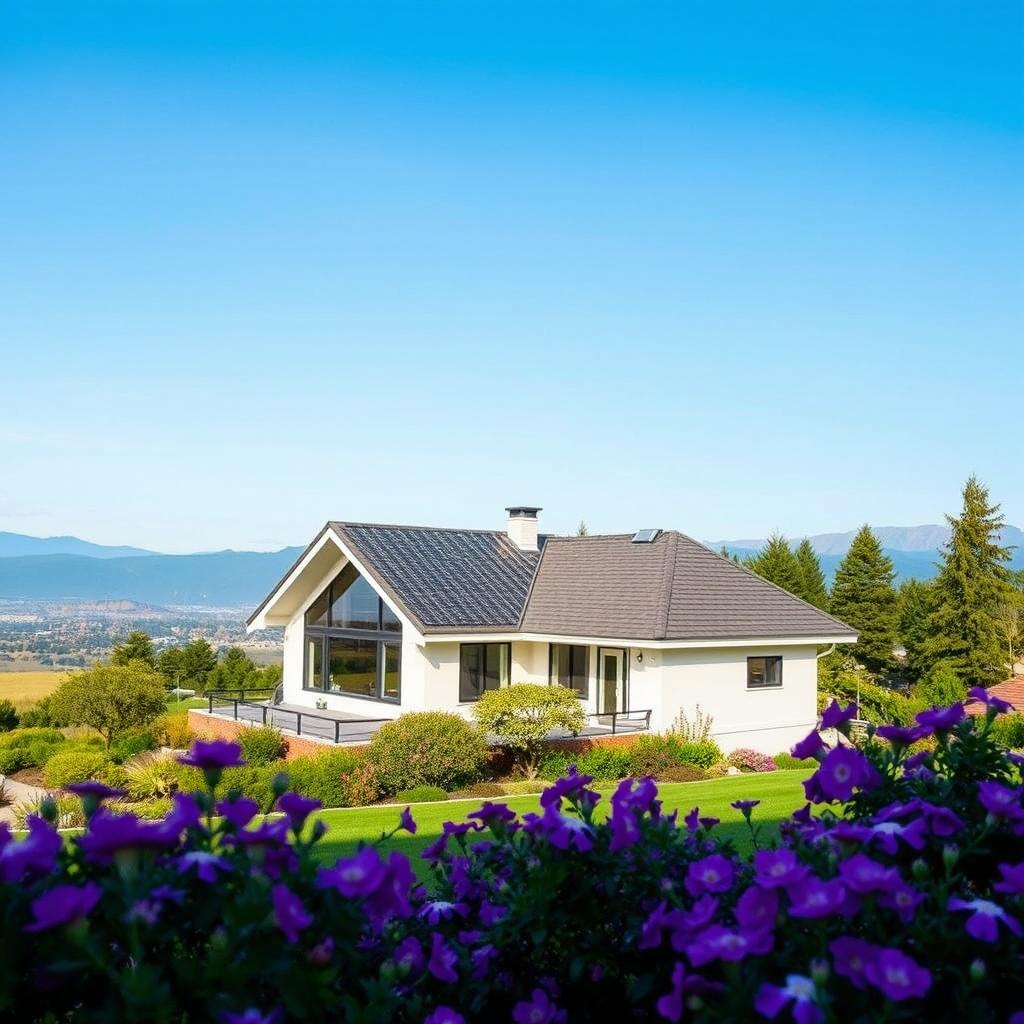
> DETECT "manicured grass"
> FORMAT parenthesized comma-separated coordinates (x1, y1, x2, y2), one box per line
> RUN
(0, 669, 71, 708)
(312, 769, 811, 877)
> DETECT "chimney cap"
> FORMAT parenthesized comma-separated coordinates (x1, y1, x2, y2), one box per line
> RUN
(505, 506, 542, 518)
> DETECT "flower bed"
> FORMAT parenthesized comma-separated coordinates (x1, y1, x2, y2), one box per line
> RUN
(0, 689, 1022, 1022)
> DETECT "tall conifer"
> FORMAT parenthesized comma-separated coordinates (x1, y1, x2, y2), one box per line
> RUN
(794, 539, 829, 609)
(746, 533, 803, 596)
(830, 525, 898, 674)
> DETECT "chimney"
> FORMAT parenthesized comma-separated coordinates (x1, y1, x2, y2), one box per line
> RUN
(505, 506, 541, 551)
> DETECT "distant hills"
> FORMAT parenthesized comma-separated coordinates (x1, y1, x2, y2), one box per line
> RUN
(713, 524, 1024, 584)
(0, 523, 1021, 608)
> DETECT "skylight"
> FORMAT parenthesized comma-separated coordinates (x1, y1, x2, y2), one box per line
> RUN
(632, 529, 660, 543)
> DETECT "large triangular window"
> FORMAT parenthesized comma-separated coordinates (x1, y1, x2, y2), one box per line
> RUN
(304, 564, 400, 632)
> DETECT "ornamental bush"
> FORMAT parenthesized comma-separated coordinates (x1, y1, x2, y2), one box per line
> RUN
(676, 738, 723, 769)
(0, 747, 26, 775)
(1, 693, 1022, 1022)
(237, 724, 288, 766)
(0, 699, 18, 732)
(474, 684, 587, 777)
(41, 750, 120, 790)
(286, 749, 362, 808)
(0, 728, 65, 749)
(627, 734, 686, 776)
(393, 785, 449, 803)
(727, 748, 779, 773)
(367, 712, 488, 794)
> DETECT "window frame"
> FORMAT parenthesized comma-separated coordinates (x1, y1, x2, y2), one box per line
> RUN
(548, 643, 590, 699)
(459, 642, 511, 703)
(746, 655, 783, 690)
(302, 567, 402, 704)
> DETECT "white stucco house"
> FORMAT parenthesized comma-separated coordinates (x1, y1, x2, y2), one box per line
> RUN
(246, 508, 856, 755)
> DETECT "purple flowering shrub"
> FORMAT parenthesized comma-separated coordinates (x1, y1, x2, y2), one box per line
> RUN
(2, 699, 1024, 1022)
(728, 747, 779, 773)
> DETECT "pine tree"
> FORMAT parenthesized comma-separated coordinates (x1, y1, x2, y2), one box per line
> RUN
(830, 525, 898, 674)
(794, 539, 829, 609)
(897, 578, 933, 682)
(924, 476, 1013, 685)
(746, 533, 803, 596)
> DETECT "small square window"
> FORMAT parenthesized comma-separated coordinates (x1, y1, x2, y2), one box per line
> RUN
(747, 656, 782, 689)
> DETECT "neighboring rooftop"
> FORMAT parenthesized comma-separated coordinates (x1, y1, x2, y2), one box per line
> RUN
(965, 676, 1024, 716)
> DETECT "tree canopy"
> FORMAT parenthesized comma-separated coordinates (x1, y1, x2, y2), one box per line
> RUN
(924, 476, 1014, 685)
(794, 539, 829, 609)
(746, 533, 803, 596)
(159, 637, 218, 692)
(829, 525, 898, 674)
(111, 630, 157, 669)
(897, 578, 933, 682)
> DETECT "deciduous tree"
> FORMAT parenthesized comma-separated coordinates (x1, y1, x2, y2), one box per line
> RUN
(829, 525, 898, 674)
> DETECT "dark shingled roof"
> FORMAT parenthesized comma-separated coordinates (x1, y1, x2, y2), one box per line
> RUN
(330, 523, 540, 632)
(519, 531, 853, 641)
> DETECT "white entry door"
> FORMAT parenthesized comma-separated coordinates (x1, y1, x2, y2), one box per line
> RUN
(598, 648, 624, 715)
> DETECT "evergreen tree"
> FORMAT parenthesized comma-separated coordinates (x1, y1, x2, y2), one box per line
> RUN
(830, 525, 898, 674)
(897, 578, 933, 682)
(746, 533, 802, 596)
(205, 646, 261, 693)
(794, 539, 829, 609)
(925, 476, 1013, 685)
(111, 630, 157, 669)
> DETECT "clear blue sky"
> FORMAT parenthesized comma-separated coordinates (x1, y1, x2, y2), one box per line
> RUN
(1, 3, 1021, 553)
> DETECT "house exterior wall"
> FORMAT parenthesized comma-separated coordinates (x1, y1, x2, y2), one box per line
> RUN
(658, 645, 819, 755)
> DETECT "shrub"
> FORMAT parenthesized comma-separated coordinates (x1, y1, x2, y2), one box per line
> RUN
(773, 752, 817, 770)
(367, 712, 487, 794)
(285, 749, 362, 808)
(109, 727, 159, 764)
(392, 785, 448, 803)
(823, 670, 921, 726)
(0, 728, 64, 749)
(237, 724, 288, 766)
(626, 734, 685, 776)
(499, 779, 548, 794)
(473, 684, 587, 777)
(536, 750, 574, 780)
(11, 793, 85, 829)
(23, 740, 62, 769)
(0, 699, 18, 732)
(670, 704, 715, 742)
(655, 763, 709, 783)
(42, 750, 119, 790)
(117, 797, 173, 820)
(676, 737, 723, 769)
(913, 661, 967, 707)
(538, 746, 632, 781)
(123, 752, 182, 800)
(0, 747, 27, 775)
(991, 712, 1024, 749)
(16, 697, 55, 728)
(156, 711, 195, 749)
(727, 747, 778, 773)
(344, 760, 382, 807)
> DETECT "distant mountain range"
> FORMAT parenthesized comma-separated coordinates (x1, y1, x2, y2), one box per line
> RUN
(0, 524, 1020, 608)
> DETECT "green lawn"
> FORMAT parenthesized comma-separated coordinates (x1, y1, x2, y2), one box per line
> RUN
(312, 769, 811, 877)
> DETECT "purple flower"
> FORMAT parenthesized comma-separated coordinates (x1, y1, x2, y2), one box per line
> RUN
(791, 731, 826, 761)
(821, 699, 858, 731)
(755, 974, 822, 1024)
(24, 883, 102, 933)
(829, 936, 875, 990)
(754, 849, 809, 889)
(948, 897, 1022, 942)
(735, 885, 779, 932)
(224, 817, 290, 849)
(0, 816, 62, 883)
(176, 851, 231, 883)
(424, 1010, 465, 1024)
(875, 724, 930, 747)
(525, 808, 594, 852)
(178, 738, 244, 770)
(838, 854, 901, 895)
(220, 1010, 283, 1024)
(392, 936, 424, 976)
(467, 801, 517, 829)
(398, 806, 417, 834)
(787, 877, 848, 919)
(512, 988, 566, 1024)
(426, 932, 458, 983)
(78, 810, 178, 861)
(805, 747, 879, 804)
(419, 900, 468, 925)
(685, 854, 735, 896)
(655, 962, 722, 1022)
(864, 947, 931, 1001)
(865, 818, 927, 855)
(540, 766, 596, 810)
(687, 924, 773, 966)
(977, 781, 1024, 821)
(65, 780, 125, 802)
(272, 884, 311, 943)
(317, 847, 387, 898)
(878, 883, 926, 923)
(915, 703, 964, 732)
(217, 796, 260, 829)
(994, 862, 1024, 896)
(731, 799, 760, 818)
(364, 851, 415, 924)
(967, 686, 1014, 714)
(277, 792, 322, 830)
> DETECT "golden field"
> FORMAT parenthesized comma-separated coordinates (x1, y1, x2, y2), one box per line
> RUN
(0, 670, 74, 708)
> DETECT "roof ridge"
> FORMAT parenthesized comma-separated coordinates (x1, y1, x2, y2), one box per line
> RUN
(331, 520, 508, 537)
(656, 531, 680, 640)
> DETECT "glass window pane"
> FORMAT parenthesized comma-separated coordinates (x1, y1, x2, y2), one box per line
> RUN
(747, 657, 766, 687)
(382, 643, 400, 700)
(330, 564, 381, 630)
(570, 645, 589, 698)
(305, 638, 323, 689)
(460, 644, 483, 702)
(550, 644, 571, 685)
(484, 643, 509, 692)
(766, 657, 782, 686)
(305, 587, 329, 627)
(381, 600, 401, 632)
(328, 637, 378, 697)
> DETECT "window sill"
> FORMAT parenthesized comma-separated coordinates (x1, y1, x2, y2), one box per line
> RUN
(301, 685, 400, 706)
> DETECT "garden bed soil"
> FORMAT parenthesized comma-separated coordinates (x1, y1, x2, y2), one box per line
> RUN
(11, 767, 45, 787)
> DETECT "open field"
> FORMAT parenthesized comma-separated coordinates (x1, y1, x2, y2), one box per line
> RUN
(312, 769, 811, 878)
(0, 670, 72, 707)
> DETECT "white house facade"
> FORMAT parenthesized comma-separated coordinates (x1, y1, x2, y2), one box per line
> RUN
(248, 508, 856, 755)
